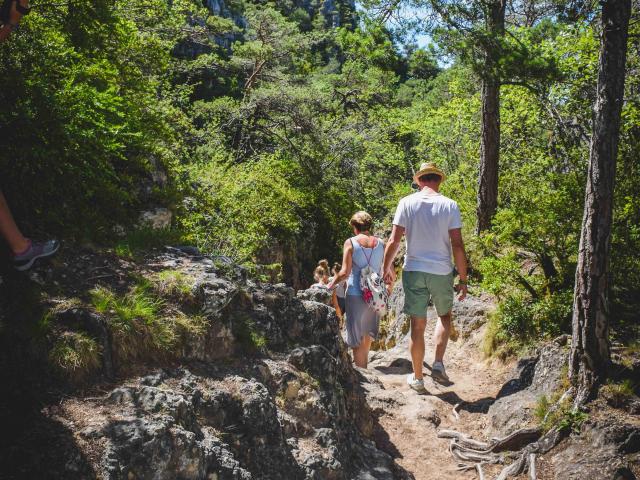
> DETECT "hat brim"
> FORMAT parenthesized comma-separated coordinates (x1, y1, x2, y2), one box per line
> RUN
(413, 168, 446, 184)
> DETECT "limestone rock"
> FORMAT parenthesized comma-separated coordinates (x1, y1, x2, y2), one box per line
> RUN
(551, 421, 640, 479)
(296, 287, 333, 305)
(487, 342, 569, 436)
(138, 208, 173, 229)
(40, 253, 402, 479)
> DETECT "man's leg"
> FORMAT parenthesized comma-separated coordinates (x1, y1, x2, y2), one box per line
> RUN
(410, 316, 427, 379)
(402, 271, 430, 381)
(434, 311, 451, 363)
(429, 272, 455, 380)
(0, 190, 30, 254)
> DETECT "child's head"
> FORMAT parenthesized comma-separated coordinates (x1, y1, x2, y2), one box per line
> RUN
(318, 259, 329, 272)
(313, 265, 328, 283)
(332, 262, 341, 276)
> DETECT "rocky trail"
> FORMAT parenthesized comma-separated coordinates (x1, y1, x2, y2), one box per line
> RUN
(356, 297, 640, 480)
(360, 301, 514, 480)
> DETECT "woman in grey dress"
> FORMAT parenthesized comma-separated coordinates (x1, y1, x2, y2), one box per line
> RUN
(327, 211, 385, 368)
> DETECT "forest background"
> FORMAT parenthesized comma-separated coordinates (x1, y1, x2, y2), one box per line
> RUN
(0, 0, 638, 356)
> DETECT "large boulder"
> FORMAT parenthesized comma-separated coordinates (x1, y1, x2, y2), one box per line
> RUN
(487, 342, 569, 436)
(296, 287, 333, 306)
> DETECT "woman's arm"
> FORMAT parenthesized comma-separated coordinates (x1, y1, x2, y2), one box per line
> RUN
(331, 290, 343, 326)
(327, 240, 353, 290)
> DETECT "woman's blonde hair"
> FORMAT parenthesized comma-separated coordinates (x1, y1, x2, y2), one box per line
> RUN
(349, 211, 373, 232)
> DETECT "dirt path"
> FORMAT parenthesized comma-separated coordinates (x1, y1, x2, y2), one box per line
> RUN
(361, 310, 514, 480)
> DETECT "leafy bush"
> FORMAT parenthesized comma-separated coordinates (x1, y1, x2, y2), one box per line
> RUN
(484, 291, 572, 357)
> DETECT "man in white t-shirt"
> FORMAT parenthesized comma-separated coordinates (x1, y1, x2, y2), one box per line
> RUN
(383, 162, 468, 393)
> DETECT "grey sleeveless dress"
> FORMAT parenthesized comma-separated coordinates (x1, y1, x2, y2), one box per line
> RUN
(345, 237, 384, 348)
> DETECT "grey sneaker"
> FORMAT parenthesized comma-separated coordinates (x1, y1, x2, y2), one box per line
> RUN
(431, 361, 449, 384)
(13, 239, 60, 271)
(407, 373, 427, 394)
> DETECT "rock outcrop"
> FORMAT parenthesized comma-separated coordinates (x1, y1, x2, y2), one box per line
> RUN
(487, 342, 569, 436)
(551, 420, 640, 479)
(1, 250, 406, 479)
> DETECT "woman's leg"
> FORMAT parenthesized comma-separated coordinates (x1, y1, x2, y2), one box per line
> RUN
(0, 191, 30, 254)
(352, 335, 372, 368)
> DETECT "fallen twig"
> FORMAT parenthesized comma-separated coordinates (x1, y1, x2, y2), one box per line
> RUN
(452, 401, 464, 420)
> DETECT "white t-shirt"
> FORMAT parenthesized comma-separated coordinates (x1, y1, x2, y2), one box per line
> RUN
(392, 191, 462, 275)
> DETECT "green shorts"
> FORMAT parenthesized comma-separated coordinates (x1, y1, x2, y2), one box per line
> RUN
(402, 270, 454, 317)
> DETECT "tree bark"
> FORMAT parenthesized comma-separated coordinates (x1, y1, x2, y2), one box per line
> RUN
(570, 0, 631, 405)
(476, 0, 505, 234)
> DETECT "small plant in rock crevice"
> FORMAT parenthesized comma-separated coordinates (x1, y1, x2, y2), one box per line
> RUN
(90, 281, 208, 364)
(534, 393, 588, 434)
(534, 366, 577, 433)
(150, 270, 197, 304)
(49, 331, 101, 379)
(231, 314, 268, 353)
(602, 379, 637, 408)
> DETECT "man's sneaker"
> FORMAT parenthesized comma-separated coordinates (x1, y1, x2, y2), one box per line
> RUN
(406, 373, 427, 394)
(13, 239, 60, 271)
(431, 361, 449, 384)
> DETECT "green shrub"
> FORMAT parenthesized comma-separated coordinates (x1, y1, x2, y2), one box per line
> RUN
(496, 295, 534, 339)
(484, 291, 572, 358)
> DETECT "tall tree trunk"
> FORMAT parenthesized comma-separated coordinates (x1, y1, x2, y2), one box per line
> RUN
(476, 0, 505, 234)
(570, 0, 631, 406)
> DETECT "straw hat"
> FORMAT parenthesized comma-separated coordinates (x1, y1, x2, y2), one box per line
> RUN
(413, 162, 446, 184)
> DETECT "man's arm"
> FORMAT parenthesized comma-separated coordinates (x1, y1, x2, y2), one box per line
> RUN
(383, 224, 404, 285)
(449, 228, 468, 301)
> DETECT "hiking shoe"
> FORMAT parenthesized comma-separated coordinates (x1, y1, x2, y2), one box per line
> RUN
(431, 361, 449, 384)
(407, 373, 427, 394)
(13, 239, 60, 271)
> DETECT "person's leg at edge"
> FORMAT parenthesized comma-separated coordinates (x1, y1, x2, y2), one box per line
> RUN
(353, 335, 372, 368)
(0, 190, 30, 254)
(410, 316, 427, 380)
(434, 311, 452, 363)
